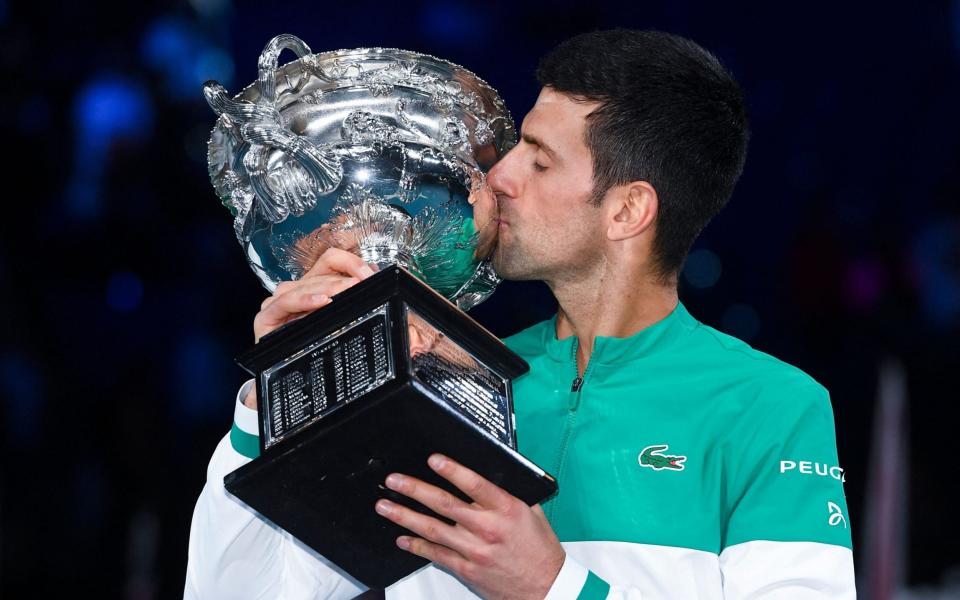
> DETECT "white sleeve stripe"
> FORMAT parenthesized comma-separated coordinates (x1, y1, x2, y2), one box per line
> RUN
(544, 553, 591, 600)
(234, 379, 259, 435)
(719, 540, 856, 599)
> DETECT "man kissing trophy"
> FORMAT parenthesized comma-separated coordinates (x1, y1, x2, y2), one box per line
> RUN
(202, 34, 557, 589)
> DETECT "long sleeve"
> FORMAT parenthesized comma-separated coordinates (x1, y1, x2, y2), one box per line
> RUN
(718, 540, 855, 598)
(184, 380, 365, 600)
(716, 381, 856, 598)
(542, 380, 856, 600)
(542, 541, 854, 600)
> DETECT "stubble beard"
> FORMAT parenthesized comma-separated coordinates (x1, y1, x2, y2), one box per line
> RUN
(491, 240, 529, 281)
(492, 221, 604, 286)
(491, 224, 556, 282)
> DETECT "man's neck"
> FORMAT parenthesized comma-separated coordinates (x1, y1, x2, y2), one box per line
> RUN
(549, 262, 678, 376)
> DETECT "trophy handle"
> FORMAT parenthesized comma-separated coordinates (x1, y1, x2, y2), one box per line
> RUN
(257, 34, 313, 106)
(202, 81, 282, 126)
(203, 35, 342, 223)
(202, 33, 312, 120)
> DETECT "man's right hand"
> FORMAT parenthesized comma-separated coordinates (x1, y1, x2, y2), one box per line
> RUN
(243, 248, 377, 409)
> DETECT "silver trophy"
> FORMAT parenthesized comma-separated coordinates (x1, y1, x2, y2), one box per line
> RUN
(204, 35, 556, 589)
(204, 33, 511, 309)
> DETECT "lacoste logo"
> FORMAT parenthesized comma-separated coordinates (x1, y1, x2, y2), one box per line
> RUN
(827, 502, 847, 528)
(639, 444, 686, 471)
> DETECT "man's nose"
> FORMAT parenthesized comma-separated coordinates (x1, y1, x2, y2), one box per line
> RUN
(487, 148, 516, 197)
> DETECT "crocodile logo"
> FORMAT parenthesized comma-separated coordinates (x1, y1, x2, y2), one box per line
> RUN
(639, 444, 687, 471)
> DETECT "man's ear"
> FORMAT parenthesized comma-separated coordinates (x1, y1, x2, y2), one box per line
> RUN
(606, 181, 658, 241)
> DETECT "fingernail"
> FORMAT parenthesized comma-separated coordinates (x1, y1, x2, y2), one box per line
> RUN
(428, 454, 446, 470)
(385, 473, 403, 489)
(375, 500, 392, 515)
(396, 536, 411, 550)
(359, 265, 375, 279)
(310, 294, 328, 304)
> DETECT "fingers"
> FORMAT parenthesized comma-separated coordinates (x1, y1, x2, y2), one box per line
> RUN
(382, 473, 480, 528)
(426, 454, 513, 510)
(253, 254, 376, 342)
(269, 271, 360, 308)
(394, 536, 470, 578)
(303, 247, 377, 281)
(273, 280, 301, 296)
(374, 498, 470, 551)
(261, 279, 354, 321)
(253, 279, 346, 341)
(253, 295, 330, 342)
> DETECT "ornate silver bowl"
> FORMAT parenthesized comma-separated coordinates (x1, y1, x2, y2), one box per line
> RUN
(204, 34, 516, 309)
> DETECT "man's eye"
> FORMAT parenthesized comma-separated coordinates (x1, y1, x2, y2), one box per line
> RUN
(533, 162, 548, 172)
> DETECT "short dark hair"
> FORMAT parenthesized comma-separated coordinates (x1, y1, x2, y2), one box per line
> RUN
(537, 29, 750, 282)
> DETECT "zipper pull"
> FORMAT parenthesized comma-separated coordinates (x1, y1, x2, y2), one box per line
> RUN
(571, 376, 583, 392)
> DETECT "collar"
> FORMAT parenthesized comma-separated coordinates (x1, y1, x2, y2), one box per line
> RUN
(540, 301, 699, 366)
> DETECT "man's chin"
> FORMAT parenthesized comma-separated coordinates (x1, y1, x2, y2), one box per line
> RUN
(490, 251, 515, 280)
(492, 251, 536, 282)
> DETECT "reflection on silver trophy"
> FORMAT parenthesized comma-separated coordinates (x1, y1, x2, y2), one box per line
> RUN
(203, 33, 516, 308)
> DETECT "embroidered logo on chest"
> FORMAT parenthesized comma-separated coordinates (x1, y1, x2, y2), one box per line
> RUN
(639, 444, 687, 471)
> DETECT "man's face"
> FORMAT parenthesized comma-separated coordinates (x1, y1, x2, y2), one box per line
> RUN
(487, 88, 605, 282)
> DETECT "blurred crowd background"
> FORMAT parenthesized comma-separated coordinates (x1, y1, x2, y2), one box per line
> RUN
(2, 0, 959, 597)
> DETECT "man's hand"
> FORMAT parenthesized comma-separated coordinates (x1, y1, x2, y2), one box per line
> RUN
(243, 248, 377, 409)
(253, 247, 375, 342)
(374, 454, 565, 600)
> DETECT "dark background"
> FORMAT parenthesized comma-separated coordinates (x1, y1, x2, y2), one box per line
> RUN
(2, 0, 958, 597)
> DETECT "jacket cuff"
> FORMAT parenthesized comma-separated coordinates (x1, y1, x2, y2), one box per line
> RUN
(544, 554, 610, 600)
(229, 379, 260, 459)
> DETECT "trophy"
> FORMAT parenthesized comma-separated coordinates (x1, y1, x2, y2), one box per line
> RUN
(203, 35, 557, 589)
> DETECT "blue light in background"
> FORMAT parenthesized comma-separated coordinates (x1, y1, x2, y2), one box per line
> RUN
(912, 219, 960, 326)
(953, 0, 960, 61)
(188, 0, 231, 19)
(18, 94, 51, 134)
(73, 76, 153, 146)
(142, 17, 193, 69)
(194, 47, 235, 91)
(106, 271, 145, 312)
(141, 16, 234, 100)
(683, 248, 723, 289)
(721, 303, 761, 342)
(174, 332, 231, 424)
(66, 76, 154, 219)
(65, 180, 100, 219)
(419, 1, 489, 48)
(0, 352, 43, 447)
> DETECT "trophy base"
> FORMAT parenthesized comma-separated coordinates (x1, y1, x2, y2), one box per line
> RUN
(224, 266, 557, 590)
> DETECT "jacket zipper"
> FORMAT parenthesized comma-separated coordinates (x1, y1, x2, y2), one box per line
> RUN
(547, 338, 591, 522)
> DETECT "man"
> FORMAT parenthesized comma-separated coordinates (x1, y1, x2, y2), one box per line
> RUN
(186, 29, 855, 598)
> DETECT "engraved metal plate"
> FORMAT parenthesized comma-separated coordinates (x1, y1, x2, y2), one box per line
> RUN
(404, 304, 513, 447)
(260, 304, 394, 449)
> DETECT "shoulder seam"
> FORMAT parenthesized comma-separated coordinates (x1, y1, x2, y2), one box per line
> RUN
(692, 324, 824, 388)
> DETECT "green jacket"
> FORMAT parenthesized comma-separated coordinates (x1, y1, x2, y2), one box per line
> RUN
(505, 302, 854, 599)
(186, 302, 855, 599)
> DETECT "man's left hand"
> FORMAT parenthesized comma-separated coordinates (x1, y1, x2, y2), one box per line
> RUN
(374, 453, 565, 600)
